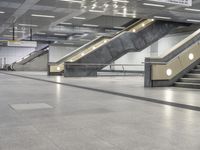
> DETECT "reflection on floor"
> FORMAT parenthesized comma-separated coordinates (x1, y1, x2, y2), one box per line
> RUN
(0, 71, 200, 150)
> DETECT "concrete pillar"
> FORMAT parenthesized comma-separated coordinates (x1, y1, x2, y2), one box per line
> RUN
(150, 41, 158, 57)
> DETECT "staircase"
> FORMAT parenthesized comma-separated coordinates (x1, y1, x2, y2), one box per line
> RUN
(175, 64, 200, 89)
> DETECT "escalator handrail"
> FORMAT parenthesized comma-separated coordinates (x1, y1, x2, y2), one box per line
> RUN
(146, 29, 200, 63)
(13, 45, 49, 65)
(50, 19, 145, 65)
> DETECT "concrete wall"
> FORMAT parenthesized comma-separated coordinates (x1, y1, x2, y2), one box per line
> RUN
(0, 46, 35, 64)
(49, 45, 78, 62)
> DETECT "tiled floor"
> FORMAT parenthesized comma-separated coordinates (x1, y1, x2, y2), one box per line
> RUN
(0, 71, 200, 150)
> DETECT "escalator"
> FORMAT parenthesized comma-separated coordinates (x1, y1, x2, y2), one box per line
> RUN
(145, 29, 200, 88)
(10, 45, 49, 71)
(48, 19, 185, 76)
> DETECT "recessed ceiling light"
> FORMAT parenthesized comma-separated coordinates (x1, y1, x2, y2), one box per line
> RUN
(185, 8, 200, 12)
(31, 14, 55, 18)
(154, 16, 171, 20)
(18, 24, 38, 27)
(59, 0, 82, 3)
(143, 3, 165, 7)
(0, 11, 5, 14)
(72, 16, 86, 20)
(187, 19, 200, 23)
(82, 24, 99, 27)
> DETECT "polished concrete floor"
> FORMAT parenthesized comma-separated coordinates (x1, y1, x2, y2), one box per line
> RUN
(0, 71, 200, 150)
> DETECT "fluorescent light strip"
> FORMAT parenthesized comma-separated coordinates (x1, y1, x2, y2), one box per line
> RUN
(31, 14, 55, 18)
(82, 24, 99, 27)
(54, 33, 67, 36)
(187, 19, 200, 23)
(112, 0, 129, 3)
(3, 35, 17, 38)
(72, 16, 86, 20)
(89, 9, 105, 13)
(9, 30, 25, 33)
(60, 0, 83, 3)
(0, 11, 5, 14)
(114, 26, 125, 29)
(185, 8, 200, 12)
(18, 24, 38, 27)
(154, 16, 171, 20)
(60, 22, 72, 25)
(143, 3, 165, 7)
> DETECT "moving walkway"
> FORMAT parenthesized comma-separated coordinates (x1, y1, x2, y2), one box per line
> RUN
(145, 29, 200, 89)
(48, 19, 184, 76)
(10, 46, 49, 71)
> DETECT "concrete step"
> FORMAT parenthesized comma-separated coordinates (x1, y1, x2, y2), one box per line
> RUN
(179, 78, 200, 83)
(191, 69, 200, 73)
(174, 82, 200, 89)
(196, 65, 200, 69)
(185, 73, 200, 78)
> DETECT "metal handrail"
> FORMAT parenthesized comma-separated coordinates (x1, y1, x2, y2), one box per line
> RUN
(50, 19, 148, 65)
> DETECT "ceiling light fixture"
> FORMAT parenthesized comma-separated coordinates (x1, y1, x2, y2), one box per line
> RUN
(54, 33, 67, 36)
(82, 24, 99, 27)
(9, 30, 25, 33)
(185, 8, 200, 12)
(186, 19, 200, 23)
(143, 3, 165, 7)
(113, 26, 125, 29)
(154, 16, 171, 20)
(60, 22, 72, 25)
(31, 14, 55, 18)
(72, 16, 86, 20)
(0, 11, 5, 14)
(18, 24, 38, 27)
(89, 9, 105, 13)
(60, 0, 82, 3)
(112, 0, 129, 3)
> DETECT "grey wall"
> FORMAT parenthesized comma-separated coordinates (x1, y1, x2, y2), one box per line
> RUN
(107, 32, 190, 71)
(0, 46, 35, 64)
(49, 45, 78, 62)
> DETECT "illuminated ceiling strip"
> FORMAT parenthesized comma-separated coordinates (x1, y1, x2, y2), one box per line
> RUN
(143, 3, 165, 7)
(31, 14, 55, 18)
(112, 0, 129, 3)
(82, 24, 99, 27)
(18, 24, 38, 27)
(89, 9, 105, 13)
(60, 0, 83, 3)
(187, 19, 200, 23)
(185, 8, 200, 12)
(54, 33, 67, 36)
(72, 16, 86, 20)
(154, 16, 171, 20)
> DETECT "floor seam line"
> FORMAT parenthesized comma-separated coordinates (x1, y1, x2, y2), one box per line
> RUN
(1, 72, 200, 112)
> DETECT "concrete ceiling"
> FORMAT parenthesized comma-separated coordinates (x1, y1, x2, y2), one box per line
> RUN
(0, 0, 200, 45)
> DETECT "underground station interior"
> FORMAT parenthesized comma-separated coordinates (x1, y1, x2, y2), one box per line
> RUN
(0, 0, 200, 149)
